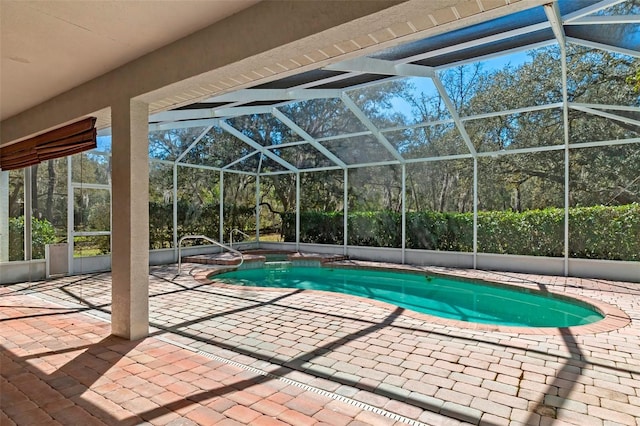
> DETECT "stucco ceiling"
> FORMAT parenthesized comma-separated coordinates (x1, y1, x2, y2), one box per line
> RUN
(0, 0, 260, 121)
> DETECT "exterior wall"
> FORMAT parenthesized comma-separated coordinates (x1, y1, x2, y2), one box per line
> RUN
(2, 246, 638, 284)
(568, 258, 640, 283)
(72, 255, 112, 275)
(0, 260, 46, 284)
(476, 253, 565, 276)
(405, 249, 474, 269)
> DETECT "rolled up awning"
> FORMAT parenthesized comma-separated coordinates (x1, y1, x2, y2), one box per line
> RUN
(0, 117, 96, 171)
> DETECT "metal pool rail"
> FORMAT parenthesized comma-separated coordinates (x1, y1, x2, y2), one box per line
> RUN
(229, 228, 253, 248)
(178, 234, 244, 274)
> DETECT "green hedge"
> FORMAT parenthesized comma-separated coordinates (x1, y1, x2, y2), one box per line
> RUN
(9, 216, 57, 261)
(8, 204, 638, 262)
(283, 204, 639, 261)
(569, 204, 640, 260)
(477, 208, 564, 257)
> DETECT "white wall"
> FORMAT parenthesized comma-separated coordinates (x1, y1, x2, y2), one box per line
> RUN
(256, 242, 640, 283)
(0, 260, 45, 284)
(2, 244, 638, 285)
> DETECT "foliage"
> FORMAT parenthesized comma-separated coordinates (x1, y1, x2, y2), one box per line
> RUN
(407, 211, 473, 251)
(283, 204, 639, 261)
(628, 68, 640, 92)
(283, 211, 343, 244)
(349, 211, 402, 247)
(569, 204, 640, 260)
(148, 201, 255, 249)
(9, 216, 57, 261)
(74, 235, 110, 257)
(477, 209, 564, 256)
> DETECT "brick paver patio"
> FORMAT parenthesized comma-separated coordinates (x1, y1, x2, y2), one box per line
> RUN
(1, 261, 639, 425)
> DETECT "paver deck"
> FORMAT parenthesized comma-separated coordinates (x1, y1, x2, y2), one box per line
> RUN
(1, 261, 639, 425)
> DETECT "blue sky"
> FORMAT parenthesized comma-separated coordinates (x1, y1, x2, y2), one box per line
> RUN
(388, 50, 532, 122)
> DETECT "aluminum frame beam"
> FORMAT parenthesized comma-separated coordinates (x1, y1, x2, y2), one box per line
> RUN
(175, 125, 214, 163)
(567, 37, 640, 58)
(570, 103, 640, 113)
(176, 161, 221, 172)
(570, 105, 640, 129)
(70, 182, 111, 191)
(271, 108, 347, 169)
(150, 119, 219, 132)
(264, 140, 308, 150)
(340, 93, 405, 163)
(222, 150, 260, 171)
(391, 21, 551, 66)
(568, 136, 640, 149)
(563, 0, 627, 23)
(459, 103, 564, 123)
(545, 3, 567, 49)
(150, 87, 345, 130)
(433, 40, 557, 72)
(431, 75, 477, 157)
(219, 121, 299, 173)
(565, 15, 640, 25)
(327, 57, 434, 79)
(204, 88, 343, 103)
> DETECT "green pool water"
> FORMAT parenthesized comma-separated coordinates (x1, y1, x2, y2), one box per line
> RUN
(214, 265, 604, 327)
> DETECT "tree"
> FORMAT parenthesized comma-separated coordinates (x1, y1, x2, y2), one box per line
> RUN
(405, 46, 639, 212)
(628, 68, 640, 92)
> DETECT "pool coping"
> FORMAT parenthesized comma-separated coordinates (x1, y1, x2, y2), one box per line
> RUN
(193, 259, 631, 336)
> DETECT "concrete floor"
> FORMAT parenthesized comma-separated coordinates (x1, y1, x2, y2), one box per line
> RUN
(1, 261, 639, 425)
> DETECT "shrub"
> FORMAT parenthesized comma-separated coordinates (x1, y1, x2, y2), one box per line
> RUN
(148, 201, 256, 249)
(8, 216, 57, 261)
(569, 203, 640, 260)
(476, 208, 564, 256)
(282, 203, 639, 261)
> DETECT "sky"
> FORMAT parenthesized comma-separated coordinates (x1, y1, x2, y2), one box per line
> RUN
(388, 49, 533, 122)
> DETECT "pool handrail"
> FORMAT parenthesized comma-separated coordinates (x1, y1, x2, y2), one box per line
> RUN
(178, 234, 244, 274)
(229, 228, 253, 248)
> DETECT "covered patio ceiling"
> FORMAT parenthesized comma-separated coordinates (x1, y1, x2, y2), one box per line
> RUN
(0, 0, 260, 121)
(140, 0, 640, 175)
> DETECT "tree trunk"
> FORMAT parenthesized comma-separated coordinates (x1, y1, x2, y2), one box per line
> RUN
(408, 175, 420, 211)
(513, 186, 522, 212)
(46, 161, 55, 219)
(438, 172, 450, 212)
(31, 164, 39, 218)
(8, 175, 23, 217)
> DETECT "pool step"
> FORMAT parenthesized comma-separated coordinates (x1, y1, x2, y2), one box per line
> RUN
(264, 261, 292, 268)
(182, 251, 348, 267)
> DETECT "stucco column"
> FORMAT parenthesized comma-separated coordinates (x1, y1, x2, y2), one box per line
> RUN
(110, 99, 149, 340)
(0, 171, 8, 262)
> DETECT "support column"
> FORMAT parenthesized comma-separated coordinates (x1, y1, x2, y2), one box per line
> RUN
(172, 163, 178, 260)
(24, 167, 32, 261)
(401, 164, 406, 264)
(0, 171, 8, 262)
(295, 173, 300, 252)
(67, 157, 74, 273)
(473, 157, 478, 270)
(111, 99, 149, 340)
(219, 171, 224, 243)
(256, 173, 261, 242)
(343, 169, 348, 256)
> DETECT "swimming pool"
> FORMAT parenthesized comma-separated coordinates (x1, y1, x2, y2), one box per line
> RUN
(213, 265, 604, 327)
